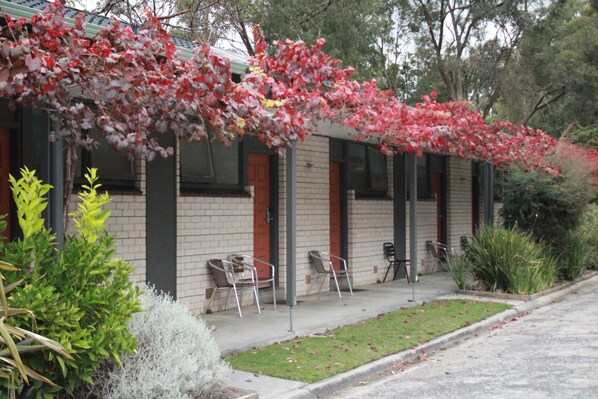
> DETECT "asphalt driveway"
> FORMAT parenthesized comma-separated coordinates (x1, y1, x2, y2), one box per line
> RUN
(331, 281, 598, 399)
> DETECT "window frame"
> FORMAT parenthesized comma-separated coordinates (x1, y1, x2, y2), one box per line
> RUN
(74, 130, 137, 189)
(179, 133, 245, 193)
(346, 142, 389, 197)
(406, 153, 433, 200)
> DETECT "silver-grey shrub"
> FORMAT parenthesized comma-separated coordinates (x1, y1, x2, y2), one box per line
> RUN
(96, 286, 229, 399)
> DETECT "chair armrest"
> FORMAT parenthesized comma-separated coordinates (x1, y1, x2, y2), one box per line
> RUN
(321, 251, 348, 271)
(250, 256, 276, 282)
(208, 260, 237, 285)
(229, 254, 275, 282)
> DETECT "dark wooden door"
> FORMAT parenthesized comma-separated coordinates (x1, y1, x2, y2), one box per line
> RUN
(329, 162, 341, 271)
(0, 129, 10, 241)
(432, 172, 446, 248)
(248, 153, 271, 280)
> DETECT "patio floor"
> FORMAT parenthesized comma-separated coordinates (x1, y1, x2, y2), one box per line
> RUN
(202, 272, 459, 356)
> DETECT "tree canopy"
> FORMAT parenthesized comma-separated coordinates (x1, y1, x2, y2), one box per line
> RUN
(0, 2, 567, 179)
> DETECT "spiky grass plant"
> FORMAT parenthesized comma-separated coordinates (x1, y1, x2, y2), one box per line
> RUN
(466, 226, 556, 294)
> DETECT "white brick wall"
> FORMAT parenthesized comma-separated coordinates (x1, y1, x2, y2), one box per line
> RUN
(278, 136, 330, 297)
(347, 192, 394, 285)
(405, 199, 438, 274)
(446, 157, 473, 254)
(176, 192, 254, 312)
(66, 158, 147, 285)
(64, 140, 484, 314)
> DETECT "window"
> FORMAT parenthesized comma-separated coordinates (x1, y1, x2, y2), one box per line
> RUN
(75, 130, 136, 187)
(478, 164, 506, 201)
(180, 132, 242, 190)
(406, 154, 433, 200)
(494, 168, 506, 202)
(346, 143, 388, 195)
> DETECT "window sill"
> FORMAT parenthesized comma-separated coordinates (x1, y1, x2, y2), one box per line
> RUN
(180, 187, 252, 198)
(73, 184, 142, 196)
(354, 193, 392, 201)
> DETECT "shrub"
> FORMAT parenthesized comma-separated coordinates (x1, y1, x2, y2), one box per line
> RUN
(466, 226, 556, 294)
(0, 168, 141, 397)
(91, 286, 229, 399)
(0, 261, 73, 397)
(446, 255, 471, 290)
(501, 140, 596, 250)
(578, 204, 598, 269)
(559, 230, 589, 280)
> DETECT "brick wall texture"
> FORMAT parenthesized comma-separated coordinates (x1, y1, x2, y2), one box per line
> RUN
(70, 136, 479, 314)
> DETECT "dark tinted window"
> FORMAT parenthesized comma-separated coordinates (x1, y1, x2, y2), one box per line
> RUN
(368, 147, 388, 192)
(406, 154, 432, 199)
(346, 143, 388, 195)
(76, 131, 136, 187)
(347, 144, 368, 193)
(180, 132, 241, 189)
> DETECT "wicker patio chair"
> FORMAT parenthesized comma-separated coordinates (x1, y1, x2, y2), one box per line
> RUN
(308, 251, 353, 298)
(206, 259, 261, 318)
(229, 254, 277, 310)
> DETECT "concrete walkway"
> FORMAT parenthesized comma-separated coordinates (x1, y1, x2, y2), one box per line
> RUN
(202, 272, 598, 398)
(203, 273, 459, 398)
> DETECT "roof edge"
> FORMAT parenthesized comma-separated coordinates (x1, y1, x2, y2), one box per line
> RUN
(0, 0, 248, 74)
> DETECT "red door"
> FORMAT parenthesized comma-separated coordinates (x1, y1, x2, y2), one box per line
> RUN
(248, 153, 271, 281)
(432, 172, 445, 253)
(329, 162, 341, 271)
(0, 129, 10, 241)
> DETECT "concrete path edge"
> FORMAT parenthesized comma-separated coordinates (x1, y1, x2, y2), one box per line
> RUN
(276, 274, 598, 399)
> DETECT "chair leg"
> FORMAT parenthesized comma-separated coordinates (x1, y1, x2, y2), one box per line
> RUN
(224, 288, 232, 310)
(231, 284, 243, 318)
(331, 271, 342, 299)
(205, 288, 218, 313)
(253, 285, 262, 315)
(383, 262, 392, 282)
(317, 274, 327, 295)
(345, 272, 353, 296)
(403, 261, 410, 284)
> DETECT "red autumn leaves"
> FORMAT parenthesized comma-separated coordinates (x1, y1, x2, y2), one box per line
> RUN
(0, 2, 568, 172)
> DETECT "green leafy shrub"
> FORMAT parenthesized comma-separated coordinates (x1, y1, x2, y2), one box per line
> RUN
(0, 261, 73, 398)
(501, 167, 589, 250)
(0, 168, 141, 398)
(565, 123, 598, 152)
(89, 286, 229, 399)
(446, 255, 471, 290)
(501, 141, 595, 251)
(578, 204, 598, 269)
(559, 230, 589, 280)
(466, 226, 556, 294)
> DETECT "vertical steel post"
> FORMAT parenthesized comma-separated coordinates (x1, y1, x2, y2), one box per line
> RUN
(286, 146, 297, 332)
(408, 153, 418, 301)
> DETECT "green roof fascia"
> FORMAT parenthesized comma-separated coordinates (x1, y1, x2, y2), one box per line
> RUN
(0, 0, 248, 74)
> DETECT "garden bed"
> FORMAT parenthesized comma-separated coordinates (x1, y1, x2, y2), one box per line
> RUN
(458, 270, 598, 301)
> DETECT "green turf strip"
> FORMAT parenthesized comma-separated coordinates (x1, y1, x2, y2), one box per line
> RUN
(226, 299, 511, 383)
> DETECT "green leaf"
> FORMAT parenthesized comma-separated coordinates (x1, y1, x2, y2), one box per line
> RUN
(0, 320, 28, 384)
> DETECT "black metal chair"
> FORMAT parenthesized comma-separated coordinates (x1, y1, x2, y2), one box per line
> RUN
(382, 242, 410, 283)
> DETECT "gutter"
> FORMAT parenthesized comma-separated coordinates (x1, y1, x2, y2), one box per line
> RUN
(0, 0, 248, 74)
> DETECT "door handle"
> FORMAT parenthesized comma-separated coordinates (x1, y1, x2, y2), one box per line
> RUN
(266, 208, 274, 224)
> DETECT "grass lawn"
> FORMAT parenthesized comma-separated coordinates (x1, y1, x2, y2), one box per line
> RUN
(226, 299, 510, 383)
